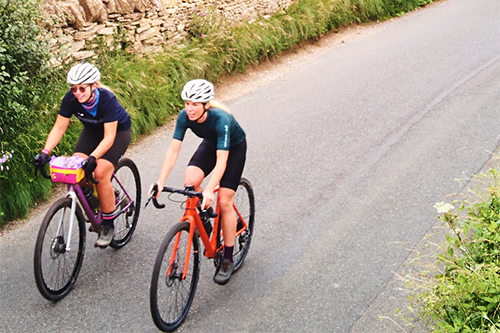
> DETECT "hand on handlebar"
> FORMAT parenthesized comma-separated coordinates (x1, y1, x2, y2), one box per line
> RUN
(145, 184, 158, 207)
(148, 182, 162, 199)
(82, 155, 99, 184)
(145, 184, 165, 209)
(33, 153, 51, 179)
(201, 189, 214, 210)
(33, 153, 49, 169)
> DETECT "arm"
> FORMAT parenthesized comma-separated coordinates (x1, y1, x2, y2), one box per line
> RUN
(202, 150, 229, 209)
(90, 121, 118, 159)
(42, 115, 71, 153)
(151, 139, 182, 197)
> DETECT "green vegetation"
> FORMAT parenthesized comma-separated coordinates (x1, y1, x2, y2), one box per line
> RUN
(0, 0, 65, 225)
(403, 169, 500, 332)
(0, 0, 436, 226)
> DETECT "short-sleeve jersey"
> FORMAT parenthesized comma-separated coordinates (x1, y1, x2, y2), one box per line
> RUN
(59, 88, 131, 132)
(173, 108, 245, 150)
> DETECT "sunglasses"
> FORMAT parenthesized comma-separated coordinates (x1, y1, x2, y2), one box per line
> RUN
(70, 85, 89, 93)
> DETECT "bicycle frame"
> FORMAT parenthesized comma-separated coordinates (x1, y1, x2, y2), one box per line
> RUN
(169, 187, 249, 280)
(62, 173, 134, 244)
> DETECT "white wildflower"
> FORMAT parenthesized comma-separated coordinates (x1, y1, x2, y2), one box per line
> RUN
(434, 202, 454, 214)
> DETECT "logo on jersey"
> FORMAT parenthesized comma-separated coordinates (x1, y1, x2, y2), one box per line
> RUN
(224, 125, 229, 148)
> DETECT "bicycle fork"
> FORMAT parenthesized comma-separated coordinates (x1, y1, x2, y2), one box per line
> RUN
(166, 218, 195, 281)
(60, 191, 79, 252)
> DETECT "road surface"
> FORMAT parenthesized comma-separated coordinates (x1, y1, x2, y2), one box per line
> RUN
(1, 0, 499, 331)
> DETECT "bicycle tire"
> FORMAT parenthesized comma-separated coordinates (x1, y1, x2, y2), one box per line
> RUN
(150, 222, 200, 332)
(232, 178, 255, 272)
(34, 197, 86, 301)
(110, 158, 141, 249)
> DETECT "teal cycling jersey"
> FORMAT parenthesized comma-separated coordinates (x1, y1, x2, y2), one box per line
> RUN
(173, 108, 246, 150)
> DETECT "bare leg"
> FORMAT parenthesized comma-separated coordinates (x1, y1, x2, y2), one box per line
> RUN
(184, 165, 204, 191)
(218, 188, 236, 247)
(93, 159, 115, 214)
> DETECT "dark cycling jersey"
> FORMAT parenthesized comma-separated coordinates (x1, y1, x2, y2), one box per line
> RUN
(173, 108, 245, 150)
(59, 88, 131, 132)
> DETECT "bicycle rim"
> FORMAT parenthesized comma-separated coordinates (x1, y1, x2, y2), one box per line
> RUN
(34, 197, 86, 301)
(110, 158, 141, 249)
(232, 178, 255, 272)
(150, 222, 199, 332)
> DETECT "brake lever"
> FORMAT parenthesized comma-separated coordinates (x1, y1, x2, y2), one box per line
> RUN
(144, 192, 154, 209)
(145, 184, 165, 209)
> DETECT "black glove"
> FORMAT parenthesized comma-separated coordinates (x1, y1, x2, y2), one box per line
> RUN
(33, 152, 49, 168)
(82, 155, 98, 184)
(82, 155, 97, 174)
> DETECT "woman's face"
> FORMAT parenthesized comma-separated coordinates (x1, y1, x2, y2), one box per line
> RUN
(185, 101, 209, 122)
(70, 84, 93, 103)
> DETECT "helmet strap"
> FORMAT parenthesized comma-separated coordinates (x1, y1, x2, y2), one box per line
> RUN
(194, 103, 209, 122)
(83, 84, 95, 103)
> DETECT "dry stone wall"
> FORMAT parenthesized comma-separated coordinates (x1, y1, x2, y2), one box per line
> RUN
(41, 0, 294, 60)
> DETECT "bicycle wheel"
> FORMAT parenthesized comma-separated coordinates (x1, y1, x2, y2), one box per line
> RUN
(110, 158, 141, 249)
(150, 222, 200, 332)
(232, 177, 255, 272)
(34, 197, 86, 301)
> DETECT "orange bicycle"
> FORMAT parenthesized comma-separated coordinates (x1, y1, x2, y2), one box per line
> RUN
(146, 178, 255, 332)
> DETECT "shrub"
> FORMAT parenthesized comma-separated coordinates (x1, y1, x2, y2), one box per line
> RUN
(0, 0, 51, 137)
(0, 0, 62, 225)
(405, 169, 500, 332)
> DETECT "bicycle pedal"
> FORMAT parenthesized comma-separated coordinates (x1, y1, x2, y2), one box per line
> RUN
(94, 241, 109, 249)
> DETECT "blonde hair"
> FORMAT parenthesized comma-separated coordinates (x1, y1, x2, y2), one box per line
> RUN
(94, 81, 113, 93)
(208, 100, 230, 114)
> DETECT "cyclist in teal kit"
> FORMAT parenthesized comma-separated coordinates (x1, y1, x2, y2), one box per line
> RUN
(151, 79, 247, 285)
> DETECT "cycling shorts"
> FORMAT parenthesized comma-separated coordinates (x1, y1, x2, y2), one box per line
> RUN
(74, 127, 131, 166)
(188, 138, 247, 191)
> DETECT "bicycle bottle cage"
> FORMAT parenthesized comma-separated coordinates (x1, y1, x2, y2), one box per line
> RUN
(199, 206, 218, 220)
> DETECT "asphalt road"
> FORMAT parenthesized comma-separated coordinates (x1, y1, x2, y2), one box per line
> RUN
(1, 0, 500, 332)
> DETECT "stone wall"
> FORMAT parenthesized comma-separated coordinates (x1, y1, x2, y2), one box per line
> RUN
(41, 0, 294, 61)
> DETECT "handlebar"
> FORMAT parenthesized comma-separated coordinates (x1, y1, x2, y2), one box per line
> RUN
(145, 185, 218, 221)
(33, 154, 99, 184)
(145, 185, 219, 221)
(145, 184, 203, 209)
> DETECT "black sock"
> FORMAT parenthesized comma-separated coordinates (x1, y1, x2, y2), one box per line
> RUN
(102, 212, 115, 228)
(223, 245, 234, 262)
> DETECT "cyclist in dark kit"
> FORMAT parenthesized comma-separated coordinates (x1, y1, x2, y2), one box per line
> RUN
(150, 79, 247, 285)
(34, 62, 131, 248)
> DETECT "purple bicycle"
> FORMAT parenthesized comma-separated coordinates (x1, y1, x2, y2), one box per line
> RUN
(33, 156, 141, 301)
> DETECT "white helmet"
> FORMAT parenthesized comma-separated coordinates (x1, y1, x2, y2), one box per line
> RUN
(67, 63, 100, 85)
(181, 79, 214, 103)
